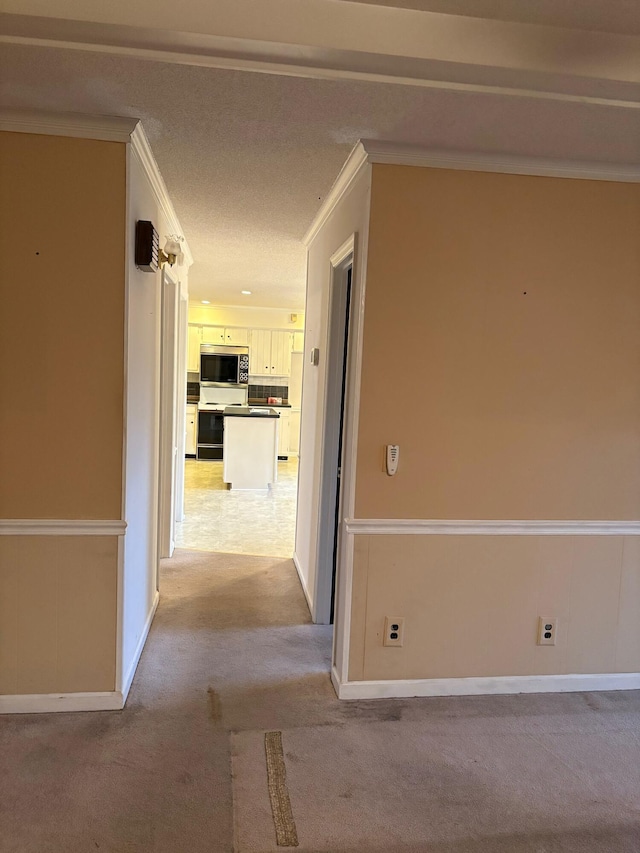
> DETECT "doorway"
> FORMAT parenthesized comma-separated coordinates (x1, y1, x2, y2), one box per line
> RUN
(314, 240, 354, 625)
(172, 321, 304, 559)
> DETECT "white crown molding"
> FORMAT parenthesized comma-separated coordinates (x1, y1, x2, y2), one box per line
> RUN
(0, 691, 124, 714)
(304, 139, 640, 248)
(129, 123, 194, 268)
(0, 519, 127, 536)
(0, 107, 138, 142)
(0, 108, 193, 266)
(344, 518, 640, 536)
(360, 140, 640, 183)
(303, 141, 369, 246)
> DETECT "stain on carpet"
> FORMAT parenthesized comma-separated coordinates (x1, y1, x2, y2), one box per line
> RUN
(208, 687, 222, 722)
(264, 731, 298, 847)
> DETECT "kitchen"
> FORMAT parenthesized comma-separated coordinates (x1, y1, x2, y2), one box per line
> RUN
(176, 306, 304, 557)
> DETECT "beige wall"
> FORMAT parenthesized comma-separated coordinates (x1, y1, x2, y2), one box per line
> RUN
(0, 131, 126, 520)
(0, 131, 127, 698)
(356, 165, 640, 521)
(349, 534, 640, 681)
(0, 536, 117, 693)
(346, 164, 640, 684)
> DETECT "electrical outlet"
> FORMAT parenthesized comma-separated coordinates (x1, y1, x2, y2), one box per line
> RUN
(537, 616, 558, 646)
(383, 616, 405, 647)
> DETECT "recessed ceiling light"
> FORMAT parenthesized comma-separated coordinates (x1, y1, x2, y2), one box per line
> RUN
(241, 290, 252, 295)
(201, 300, 210, 304)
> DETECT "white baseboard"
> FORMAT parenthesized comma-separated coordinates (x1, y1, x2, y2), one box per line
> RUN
(121, 589, 160, 703)
(292, 551, 314, 615)
(0, 691, 124, 714)
(332, 667, 640, 700)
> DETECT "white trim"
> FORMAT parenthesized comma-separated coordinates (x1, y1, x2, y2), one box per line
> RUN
(304, 141, 640, 249)
(335, 534, 355, 684)
(332, 178, 371, 679)
(332, 669, 640, 700)
(129, 124, 194, 268)
(0, 107, 138, 141)
(158, 267, 180, 560)
(115, 533, 125, 696)
(345, 519, 640, 536)
(303, 143, 368, 246)
(0, 519, 127, 536)
(314, 239, 355, 625)
(0, 109, 193, 264)
(120, 590, 160, 704)
(292, 552, 313, 616)
(329, 235, 356, 268)
(0, 691, 124, 714)
(360, 140, 640, 184)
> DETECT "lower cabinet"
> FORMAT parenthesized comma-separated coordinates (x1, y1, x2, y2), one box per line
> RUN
(289, 409, 301, 454)
(272, 407, 291, 459)
(185, 404, 197, 456)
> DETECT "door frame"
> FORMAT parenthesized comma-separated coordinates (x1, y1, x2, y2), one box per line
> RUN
(313, 235, 356, 625)
(174, 291, 189, 523)
(158, 267, 180, 560)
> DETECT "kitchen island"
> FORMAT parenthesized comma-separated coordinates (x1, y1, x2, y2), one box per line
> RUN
(223, 407, 279, 490)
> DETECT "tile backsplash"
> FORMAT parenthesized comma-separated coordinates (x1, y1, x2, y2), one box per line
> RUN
(249, 383, 289, 400)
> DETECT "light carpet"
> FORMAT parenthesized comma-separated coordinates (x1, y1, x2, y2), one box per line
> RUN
(1, 548, 639, 853)
(232, 713, 640, 852)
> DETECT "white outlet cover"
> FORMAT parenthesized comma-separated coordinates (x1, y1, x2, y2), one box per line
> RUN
(537, 616, 558, 646)
(384, 616, 405, 647)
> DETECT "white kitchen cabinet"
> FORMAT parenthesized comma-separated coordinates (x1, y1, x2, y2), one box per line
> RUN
(185, 404, 197, 456)
(201, 325, 249, 347)
(289, 409, 301, 455)
(271, 331, 292, 375)
(201, 325, 225, 344)
(249, 329, 273, 375)
(292, 331, 304, 352)
(272, 407, 291, 458)
(249, 329, 292, 376)
(187, 325, 202, 372)
(223, 412, 278, 489)
(223, 327, 249, 346)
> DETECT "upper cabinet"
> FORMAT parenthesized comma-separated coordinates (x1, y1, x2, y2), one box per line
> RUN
(201, 325, 225, 344)
(249, 329, 292, 376)
(224, 328, 249, 346)
(270, 331, 292, 376)
(190, 323, 301, 377)
(201, 325, 249, 347)
(187, 325, 202, 372)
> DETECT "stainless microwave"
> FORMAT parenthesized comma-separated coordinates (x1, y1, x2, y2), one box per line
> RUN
(200, 344, 249, 386)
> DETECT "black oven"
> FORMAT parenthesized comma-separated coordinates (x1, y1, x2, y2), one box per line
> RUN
(200, 344, 249, 386)
(197, 410, 224, 460)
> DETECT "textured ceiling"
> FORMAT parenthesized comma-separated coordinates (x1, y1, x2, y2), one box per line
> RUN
(1, 9, 639, 308)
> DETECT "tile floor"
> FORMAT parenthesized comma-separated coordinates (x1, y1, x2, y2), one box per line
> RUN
(174, 457, 298, 557)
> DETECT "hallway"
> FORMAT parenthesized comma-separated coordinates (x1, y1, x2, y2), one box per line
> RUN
(2, 551, 640, 852)
(1, 550, 332, 852)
